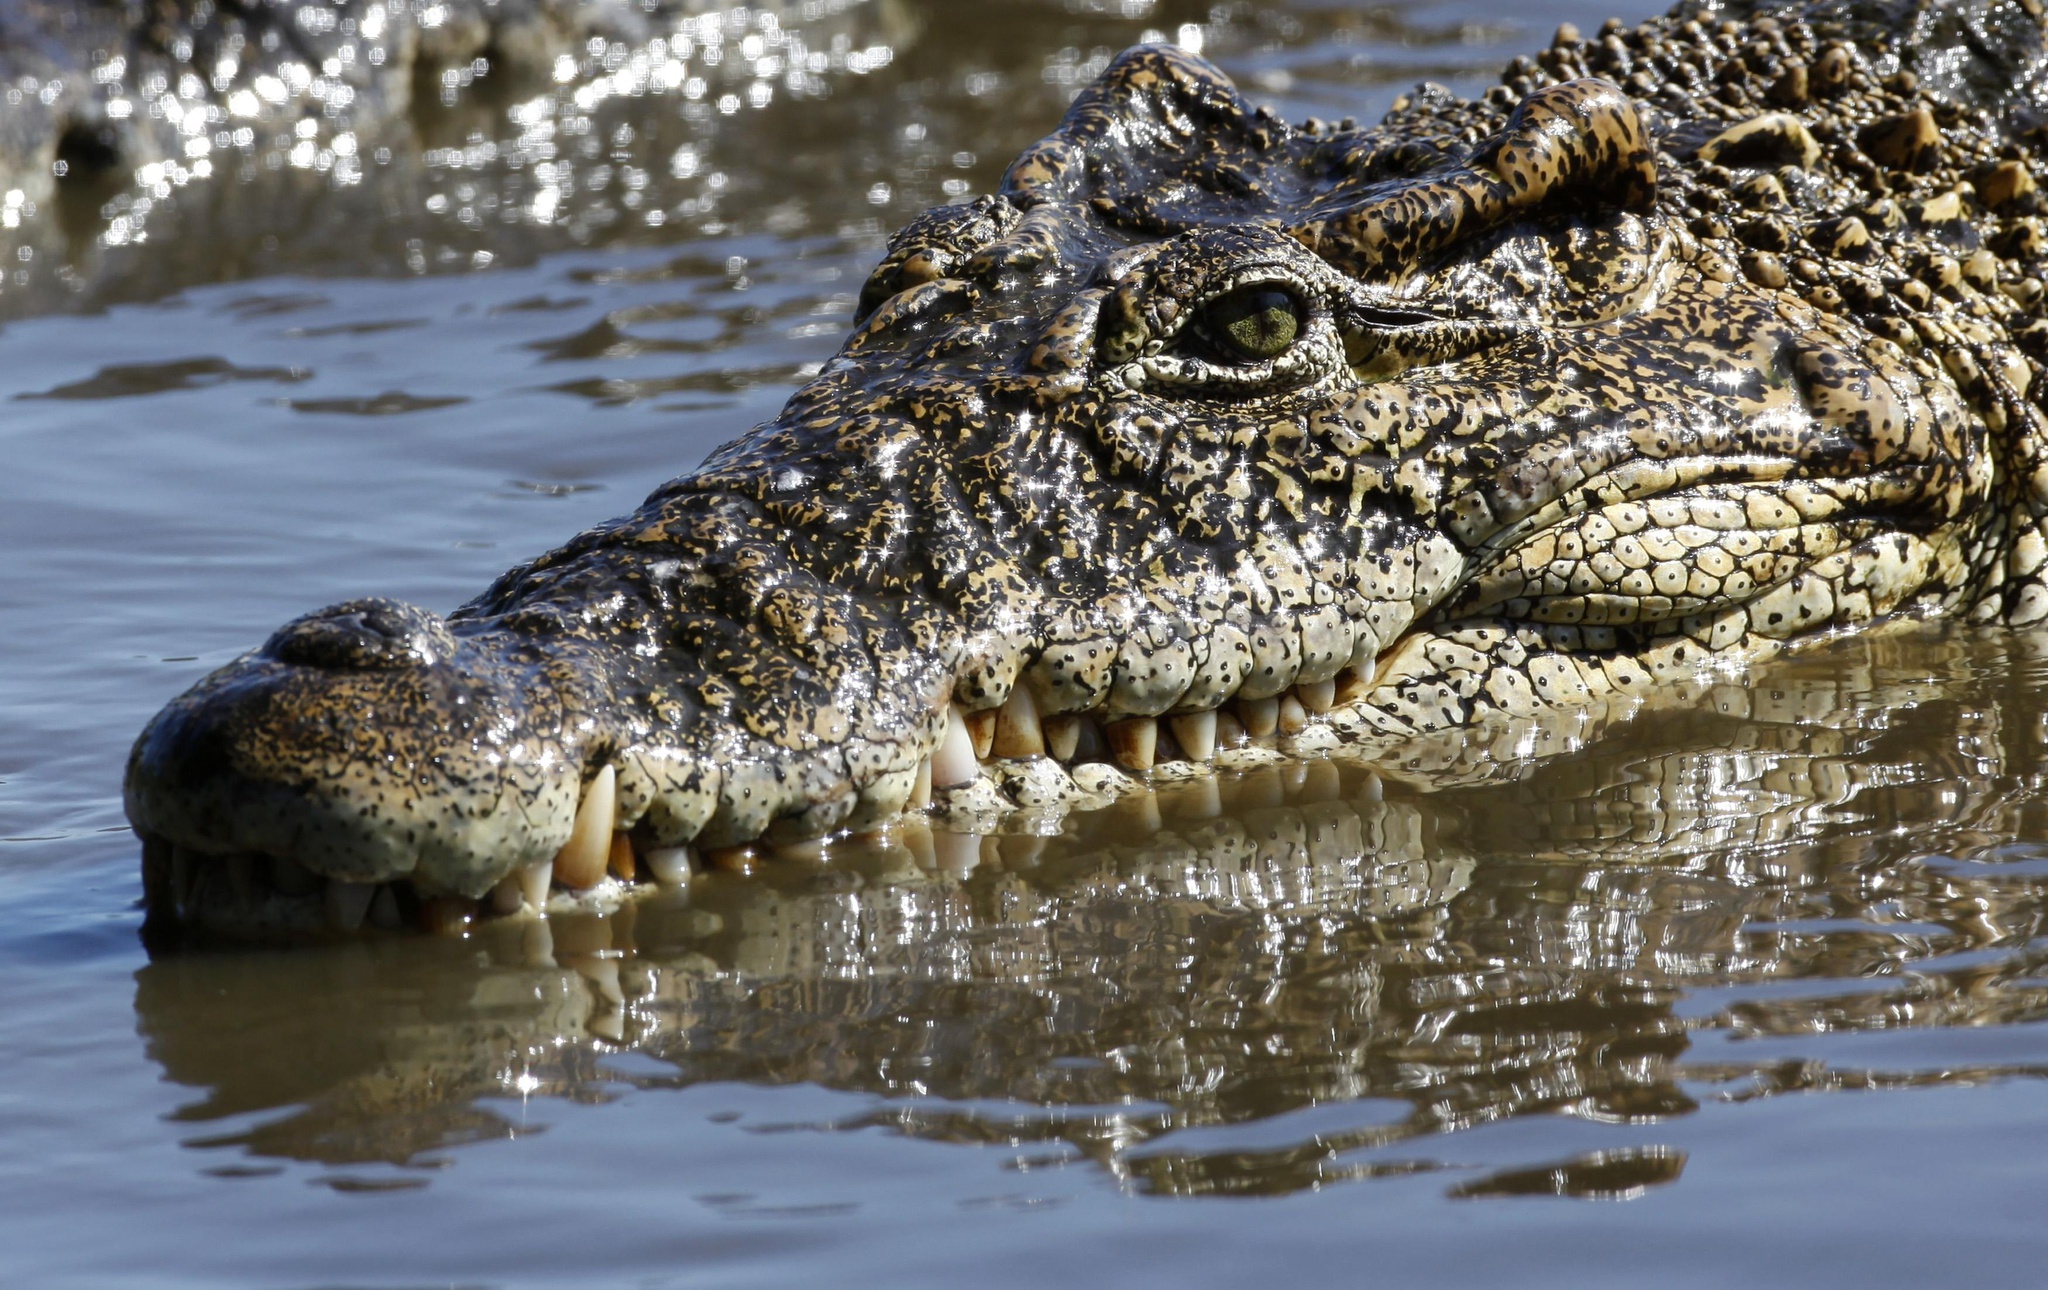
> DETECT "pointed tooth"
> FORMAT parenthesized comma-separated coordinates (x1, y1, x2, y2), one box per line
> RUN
(420, 896, 475, 936)
(1278, 693, 1309, 735)
(1238, 697, 1279, 737)
(932, 706, 979, 789)
(553, 764, 617, 891)
(1042, 713, 1082, 762)
(1107, 716, 1157, 771)
(1297, 679, 1336, 713)
(1072, 716, 1109, 762)
(910, 757, 933, 809)
(1168, 711, 1216, 762)
(1360, 771, 1384, 802)
(991, 685, 1045, 759)
(1333, 663, 1375, 707)
(490, 871, 529, 916)
(1214, 709, 1247, 747)
(271, 854, 321, 898)
(368, 884, 404, 931)
(932, 831, 981, 879)
(324, 879, 374, 932)
(643, 846, 695, 885)
(517, 858, 553, 911)
(607, 831, 638, 882)
(965, 708, 997, 759)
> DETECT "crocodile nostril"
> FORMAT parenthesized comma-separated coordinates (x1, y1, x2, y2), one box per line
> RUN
(264, 598, 458, 671)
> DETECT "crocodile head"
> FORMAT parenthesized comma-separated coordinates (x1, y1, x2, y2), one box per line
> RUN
(126, 32, 2036, 940)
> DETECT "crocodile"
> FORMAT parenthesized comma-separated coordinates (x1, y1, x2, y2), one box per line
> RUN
(125, 0, 2048, 941)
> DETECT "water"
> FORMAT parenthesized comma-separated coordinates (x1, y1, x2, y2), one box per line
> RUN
(4, 1, 2047, 1285)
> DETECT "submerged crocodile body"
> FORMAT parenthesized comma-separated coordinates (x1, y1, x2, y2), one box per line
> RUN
(127, 0, 2048, 940)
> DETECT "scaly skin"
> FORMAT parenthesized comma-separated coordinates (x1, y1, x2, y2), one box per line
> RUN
(127, 0, 2048, 939)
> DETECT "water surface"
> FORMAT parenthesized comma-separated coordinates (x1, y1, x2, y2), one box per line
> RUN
(4, 1, 2047, 1285)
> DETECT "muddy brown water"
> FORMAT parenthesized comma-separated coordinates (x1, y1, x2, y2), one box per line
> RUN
(4, 1, 2047, 1285)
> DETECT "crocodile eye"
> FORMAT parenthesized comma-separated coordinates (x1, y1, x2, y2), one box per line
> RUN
(1195, 286, 1304, 363)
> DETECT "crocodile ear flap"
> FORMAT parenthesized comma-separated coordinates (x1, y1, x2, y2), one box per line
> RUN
(1000, 44, 1285, 215)
(1290, 78, 1658, 281)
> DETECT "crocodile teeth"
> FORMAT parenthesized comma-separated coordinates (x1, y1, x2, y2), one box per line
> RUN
(491, 862, 551, 915)
(1042, 713, 1082, 762)
(607, 831, 637, 882)
(553, 764, 617, 891)
(1237, 697, 1279, 737)
(932, 706, 979, 789)
(1296, 679, 1336, 713)
(1107, 716, 1157, 771)
(910, 757, 933, 809)
(1168, 711, 1216, 762)
(643, 846, 694, 885)
(489, 871, 529, 916)
(324, 879, 375, 931)
(1215, 709, 1247, 748)
(517, 858, 553, 910)
(991, 685, 1044, 758)
(965, 708, 997, 759)
(1334, 662, 1376, 706)
(1278, 693, 1310, 735)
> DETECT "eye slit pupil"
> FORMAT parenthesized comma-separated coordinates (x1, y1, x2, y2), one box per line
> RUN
(1199, 286, 1303, 362)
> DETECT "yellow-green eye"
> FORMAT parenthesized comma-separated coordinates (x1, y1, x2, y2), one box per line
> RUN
(1197, 286, 1304, 362)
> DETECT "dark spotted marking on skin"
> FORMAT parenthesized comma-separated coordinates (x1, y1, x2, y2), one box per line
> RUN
(129, 0, 2048, 940)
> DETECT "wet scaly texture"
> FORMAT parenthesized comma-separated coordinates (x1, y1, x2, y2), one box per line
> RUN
(126, 0, 2048, 939)
(132, 627, 2048, 1196)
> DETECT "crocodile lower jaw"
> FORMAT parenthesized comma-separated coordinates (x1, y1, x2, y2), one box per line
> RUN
(138, 674, 1367, 942)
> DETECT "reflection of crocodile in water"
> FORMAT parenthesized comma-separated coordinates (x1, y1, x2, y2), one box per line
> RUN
(133, 629, 2048, 1195)
(126, 0, 2048, 939)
